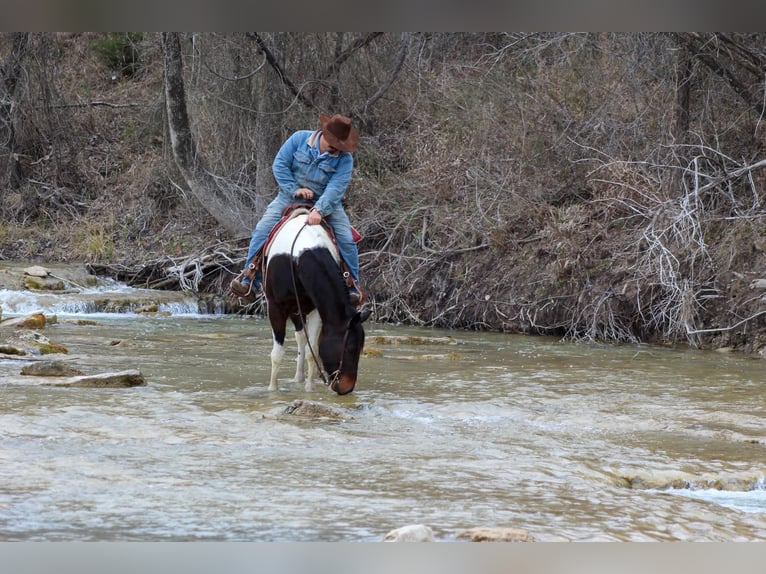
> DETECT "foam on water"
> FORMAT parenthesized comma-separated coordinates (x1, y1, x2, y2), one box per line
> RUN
(666, 487, 766, 514)
(0, 280, 202, 317)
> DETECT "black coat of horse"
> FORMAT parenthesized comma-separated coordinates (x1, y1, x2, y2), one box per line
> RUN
(263, 212, 370, 395)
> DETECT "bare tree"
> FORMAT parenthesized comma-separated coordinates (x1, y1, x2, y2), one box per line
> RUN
(0, 32, 29, 191)
(161, 32, 252, 236)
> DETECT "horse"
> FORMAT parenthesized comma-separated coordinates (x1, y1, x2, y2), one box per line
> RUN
(263, 210, 371, 395)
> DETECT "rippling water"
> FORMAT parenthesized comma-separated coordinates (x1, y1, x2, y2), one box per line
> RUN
(1, 294, 765, 541)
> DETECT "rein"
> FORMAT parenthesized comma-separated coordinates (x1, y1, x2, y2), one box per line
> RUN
(289, 220, 350, 387)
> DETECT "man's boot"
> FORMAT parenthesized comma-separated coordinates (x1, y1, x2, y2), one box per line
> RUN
(230, 260, 262, 303)
(346, 276, 364, 308)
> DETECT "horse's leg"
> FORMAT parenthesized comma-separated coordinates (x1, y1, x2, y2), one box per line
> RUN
(304, 310, 322, 392)
(292, 317, 307, 385)
(268, 307, 288, 392)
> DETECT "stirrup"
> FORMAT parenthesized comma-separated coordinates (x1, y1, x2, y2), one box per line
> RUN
(230, 272, 257, 304)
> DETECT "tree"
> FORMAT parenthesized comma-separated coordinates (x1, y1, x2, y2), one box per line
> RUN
(0, 32, 29, 191)
(161, 32, 250, 236)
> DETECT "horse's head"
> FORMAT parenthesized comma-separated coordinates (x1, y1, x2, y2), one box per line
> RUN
(320, 309, 372, 395)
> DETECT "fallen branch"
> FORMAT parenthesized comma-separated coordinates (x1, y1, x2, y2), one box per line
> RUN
(685, 310, 766, 335)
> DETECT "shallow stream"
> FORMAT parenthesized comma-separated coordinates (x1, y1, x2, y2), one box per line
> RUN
(1, 284, 765, 541)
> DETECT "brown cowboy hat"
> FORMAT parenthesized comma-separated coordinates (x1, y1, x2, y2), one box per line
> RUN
(319, 112, 359, 152)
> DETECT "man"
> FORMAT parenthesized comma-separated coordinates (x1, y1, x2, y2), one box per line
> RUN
(230, 112, 362, 305)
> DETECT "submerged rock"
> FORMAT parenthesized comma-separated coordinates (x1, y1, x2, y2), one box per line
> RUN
(368, 335, 457, 346)
(0, 345, 27, 356)
(282, 399, 353, 420)
(456, 527, 535, 542)
(383, 524, 435, 542)
(620, 472, 765, 492)
(21, 360, 84, 377)
(3, 369, 146, 388)
(45, 370, 146, 388)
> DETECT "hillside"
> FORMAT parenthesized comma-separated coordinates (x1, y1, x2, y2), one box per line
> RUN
(2, 32, 766, 355)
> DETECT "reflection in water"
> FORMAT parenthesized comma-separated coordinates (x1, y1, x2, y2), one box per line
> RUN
(1, 311, 765, 541)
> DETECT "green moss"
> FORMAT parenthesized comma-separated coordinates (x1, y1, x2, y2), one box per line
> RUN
(35, 342, 69, 354)
(0, 345, 27, 356)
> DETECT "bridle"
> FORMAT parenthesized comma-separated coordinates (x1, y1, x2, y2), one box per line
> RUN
(289, 220, 352, 388)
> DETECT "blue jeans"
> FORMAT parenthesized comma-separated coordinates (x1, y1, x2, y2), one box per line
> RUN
(245, 195, 359, 282)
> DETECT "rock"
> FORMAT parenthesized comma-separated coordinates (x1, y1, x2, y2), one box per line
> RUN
(46, 370, 146, 388)
(0, 329, 68, 356)
(368, 335, 457, 346)
(23, 275, 65, 291)
(0, 345, 27, 357)
(32, 340, 68, 355)
(24, 265, 49, 277)
(0, 313, 47, 329)
(750, 278, 766, 289)
(21, 360, 84, 377)
(456, 527, 535, 542)
(383, 524, 436, 542)
(135, 304, 159, 313)
(282, 399, 353, 420)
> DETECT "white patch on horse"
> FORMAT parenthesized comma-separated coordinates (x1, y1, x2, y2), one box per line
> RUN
(266, 214, 339, 264)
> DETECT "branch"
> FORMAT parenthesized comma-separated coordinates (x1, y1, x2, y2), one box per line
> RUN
(325, 32, 383, 78)
(246, 32, 316, 110)
(693, 158, 766, 194)
(47, 100, 142, 109)
(676, 32, 763, 115)
(686, 310, 766, 335)
(362, 33, 409, 116)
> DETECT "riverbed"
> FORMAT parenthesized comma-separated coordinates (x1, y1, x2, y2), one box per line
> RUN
(1, 283, 765, 541)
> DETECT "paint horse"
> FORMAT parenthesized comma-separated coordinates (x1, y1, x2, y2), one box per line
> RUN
(263, 209, 371, 395)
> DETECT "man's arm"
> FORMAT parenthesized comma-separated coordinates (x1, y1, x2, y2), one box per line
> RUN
(313, 153, 354, 216)
(272, 131, 307, 200)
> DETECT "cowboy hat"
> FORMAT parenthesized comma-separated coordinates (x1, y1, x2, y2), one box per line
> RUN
(319, 112, 359, 152)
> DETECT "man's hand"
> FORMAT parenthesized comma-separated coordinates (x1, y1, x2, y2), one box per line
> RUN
(295, 187, 314, 200)
(307, 208, 322, 225)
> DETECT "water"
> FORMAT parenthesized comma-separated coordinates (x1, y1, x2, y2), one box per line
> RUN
(1, 286, 766, 541)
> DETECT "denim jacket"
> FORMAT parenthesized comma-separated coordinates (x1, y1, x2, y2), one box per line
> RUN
(272, 129, 354, 216)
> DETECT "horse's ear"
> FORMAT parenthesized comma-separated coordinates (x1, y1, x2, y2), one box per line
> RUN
(350, 309, 372, 326)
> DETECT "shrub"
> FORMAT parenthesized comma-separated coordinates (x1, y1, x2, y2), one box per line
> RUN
(93, 33, 143, 77)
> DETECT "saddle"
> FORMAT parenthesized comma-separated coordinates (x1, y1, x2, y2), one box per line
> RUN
(245, 203, 362, 295)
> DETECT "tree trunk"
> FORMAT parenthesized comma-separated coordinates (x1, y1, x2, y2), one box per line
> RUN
(253, 33, 285, 215)
(161, 32, 246, 236)
(674, 40, 691, 144)
(0, 32, 29, 191)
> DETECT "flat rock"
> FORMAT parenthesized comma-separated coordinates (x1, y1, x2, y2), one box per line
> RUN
(24, 265, 49, 278)
(455, 527, 535, 542)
